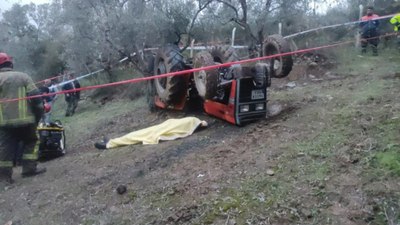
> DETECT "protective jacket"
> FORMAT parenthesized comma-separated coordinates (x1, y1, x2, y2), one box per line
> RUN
(360, 14, 380, 36)
(62, 79, 81, 101)
(0, 68, 43, 127)
(390, 14, 400, 31)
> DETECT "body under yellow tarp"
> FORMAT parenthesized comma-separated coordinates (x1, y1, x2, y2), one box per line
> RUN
(106, 117, 207, 149)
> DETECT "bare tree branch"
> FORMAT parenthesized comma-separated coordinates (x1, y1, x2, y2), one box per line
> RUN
(214, 0, 240, 19)
(182, 0, 214, 50)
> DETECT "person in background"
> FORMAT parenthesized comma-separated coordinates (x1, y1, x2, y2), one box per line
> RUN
(390, 13, 400, 48)
(62, 73, 81, 117)
(45, 79, 59, 104)
(39, 79, 58, 124)
(359, 6, 380, 56)
(0, 52, 46, 186)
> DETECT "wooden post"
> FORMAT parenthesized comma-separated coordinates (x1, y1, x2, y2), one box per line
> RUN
(356, 4, 363, 48)
(190, 39, 195, 58)
(231, 27, 237, 46)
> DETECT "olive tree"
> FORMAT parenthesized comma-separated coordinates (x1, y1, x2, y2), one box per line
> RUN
(0, 4, 39, 74)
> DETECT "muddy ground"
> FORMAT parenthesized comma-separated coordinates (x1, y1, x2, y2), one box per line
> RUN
(1, 49, 400, 225)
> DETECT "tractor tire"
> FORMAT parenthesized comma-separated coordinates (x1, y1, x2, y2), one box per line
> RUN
(209, 45, 239, 63)
(193, 51, 219, 100)
(153, 44, 188, 105)
(144, 55, 157, 111)
(263, 34, 293, 78)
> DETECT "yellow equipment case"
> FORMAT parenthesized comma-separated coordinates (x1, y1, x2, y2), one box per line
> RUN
(37, 120, 66, 159)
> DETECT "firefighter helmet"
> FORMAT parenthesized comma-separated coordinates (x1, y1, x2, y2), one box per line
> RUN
(0, 52, 12, 66)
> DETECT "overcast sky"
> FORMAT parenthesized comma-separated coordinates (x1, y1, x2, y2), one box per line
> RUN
(0, 0, 50, 14)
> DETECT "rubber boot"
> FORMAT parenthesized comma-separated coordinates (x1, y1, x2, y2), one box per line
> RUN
(94, 142, 107, 150)
(94, 137, 109, 150)
(21, 161, 46, 178)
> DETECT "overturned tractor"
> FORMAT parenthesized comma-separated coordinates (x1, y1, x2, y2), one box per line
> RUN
(146, 34, 293, 126)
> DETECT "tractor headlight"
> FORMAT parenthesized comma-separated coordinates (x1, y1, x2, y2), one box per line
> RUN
(240, 105, 250, 112)
(255, 103, 265, 111)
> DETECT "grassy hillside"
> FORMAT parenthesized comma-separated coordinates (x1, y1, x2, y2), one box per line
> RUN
(1, 46, 400, 225)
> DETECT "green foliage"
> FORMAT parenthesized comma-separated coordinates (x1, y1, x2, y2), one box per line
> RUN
(31, 41, 66, 80)
(1, 0, 399, 94)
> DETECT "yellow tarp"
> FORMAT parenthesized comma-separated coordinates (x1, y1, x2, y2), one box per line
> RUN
(106, 117, 207, 149)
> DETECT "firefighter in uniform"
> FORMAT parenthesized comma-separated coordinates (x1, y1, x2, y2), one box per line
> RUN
(0, 52, 46, 184)
(390, 13, 400, 48)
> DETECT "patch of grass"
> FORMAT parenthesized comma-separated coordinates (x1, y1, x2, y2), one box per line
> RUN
(365, 117, 400, 177)
(294, 130, 346, 158)
(269, 89, 299, 102)
(375, 150, 400, 176)
(127, 191, 138, 202)
(334, 47, 400, 76)
(331, 106, 356, 126)
(50, 97, 146, 147)
(375, 118, 400, 148)
(351, 79, 387, 103)
(145, 189, 182, 210)
(198, 178, 295, 224)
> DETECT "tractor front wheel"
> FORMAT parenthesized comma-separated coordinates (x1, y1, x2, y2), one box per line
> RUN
(193, 51, 219, 100)
(263, 34, 293, 78)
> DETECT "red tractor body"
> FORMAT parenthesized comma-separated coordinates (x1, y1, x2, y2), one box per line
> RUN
(203, 77, 267, 126)
(147, 35, 292, 125)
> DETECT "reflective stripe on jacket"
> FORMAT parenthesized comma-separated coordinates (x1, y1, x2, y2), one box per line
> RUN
(0, 68, 40, 127)
(390, 14, 400, 31)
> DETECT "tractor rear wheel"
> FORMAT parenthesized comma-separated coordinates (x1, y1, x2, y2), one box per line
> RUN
(153, 44, 188, 105)
(209, 45, 239, 63)
(193, 51, 219, 100)
(263, 34, 293, 78)
(145, 55, 157, 111)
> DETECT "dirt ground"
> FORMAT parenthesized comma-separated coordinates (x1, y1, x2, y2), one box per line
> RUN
(1, 49, 400, 225)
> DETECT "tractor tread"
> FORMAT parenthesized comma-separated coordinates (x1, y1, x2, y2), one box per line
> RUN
(153, 45, 188, 105)
(263, 34, 293, 78)
(193, 51, 219, 99)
